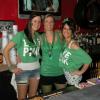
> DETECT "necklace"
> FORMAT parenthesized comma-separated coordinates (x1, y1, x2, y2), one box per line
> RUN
(45, 33, 55, 58)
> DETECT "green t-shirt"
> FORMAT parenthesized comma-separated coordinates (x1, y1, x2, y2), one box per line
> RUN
(11, 31, 40, 63)
(40, 32, 64, 76)
(59, 45, 92, 72)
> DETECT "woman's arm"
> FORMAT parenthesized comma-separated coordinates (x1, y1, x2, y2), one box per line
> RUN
(80, 64, 89, 75)
(3, 32, 24, 73)
(70, 41, 91, 76)
(71, 64, 90, 76)
(4, 41, 22, 74)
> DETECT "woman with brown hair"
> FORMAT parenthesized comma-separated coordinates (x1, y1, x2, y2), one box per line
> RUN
(59, 18, 92, 86)
(4, 13, 41, 100)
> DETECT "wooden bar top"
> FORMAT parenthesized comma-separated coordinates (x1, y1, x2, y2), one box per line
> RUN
(0, 64, 8, 72)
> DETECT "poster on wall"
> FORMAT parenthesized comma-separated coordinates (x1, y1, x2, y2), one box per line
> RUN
(18, 0, 61, 19)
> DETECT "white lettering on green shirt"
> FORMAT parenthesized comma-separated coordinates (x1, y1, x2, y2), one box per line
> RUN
(23, 39, 40, 57)
(60, 50, 71, 65)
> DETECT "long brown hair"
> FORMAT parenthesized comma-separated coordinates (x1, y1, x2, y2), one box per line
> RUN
(24, 13, 41, 43)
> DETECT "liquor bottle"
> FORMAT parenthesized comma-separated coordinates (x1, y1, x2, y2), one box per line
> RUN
(9, 34, 17, 93)
(9, 34, 17, 64)
(2, 31, 8, 64)
(96, 33, 100, 44)
(13, 25, 18, 36)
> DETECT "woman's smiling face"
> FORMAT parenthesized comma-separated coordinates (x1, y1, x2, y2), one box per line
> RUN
(62, 24, 72, 39)
(31, 16, 41, 32)
(44, 16, 54, 31)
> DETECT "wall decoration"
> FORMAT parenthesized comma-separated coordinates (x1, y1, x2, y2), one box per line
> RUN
(18, 0, 61, 18)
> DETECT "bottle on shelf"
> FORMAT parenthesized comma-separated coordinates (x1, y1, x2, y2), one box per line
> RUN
(9, 34, 17, 64)
(12, 25, 18, 36)
(96, 33, 100, 44)
(2, 30, 9, 64)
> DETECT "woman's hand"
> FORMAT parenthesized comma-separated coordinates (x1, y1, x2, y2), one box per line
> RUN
(12, 68, 23, 75)
(71, 64, 90, 76)
(71, 70, 82, 76)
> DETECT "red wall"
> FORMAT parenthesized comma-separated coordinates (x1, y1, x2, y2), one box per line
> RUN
(61, 0, 77, 19)
(0, 0, 77, 31)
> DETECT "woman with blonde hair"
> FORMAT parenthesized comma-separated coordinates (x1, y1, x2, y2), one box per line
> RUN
(40, 14, 66, 94)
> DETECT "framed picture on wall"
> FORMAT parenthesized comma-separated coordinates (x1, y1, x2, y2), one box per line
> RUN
(18, 0, 61, 19)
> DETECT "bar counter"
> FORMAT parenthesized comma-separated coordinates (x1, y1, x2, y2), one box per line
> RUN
(44, 84, 100, 100)
(0, 64, 17, 99)
(0, 64, 8, 72)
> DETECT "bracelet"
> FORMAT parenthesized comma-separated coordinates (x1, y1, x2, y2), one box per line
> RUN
(8, 64, 16, 72)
